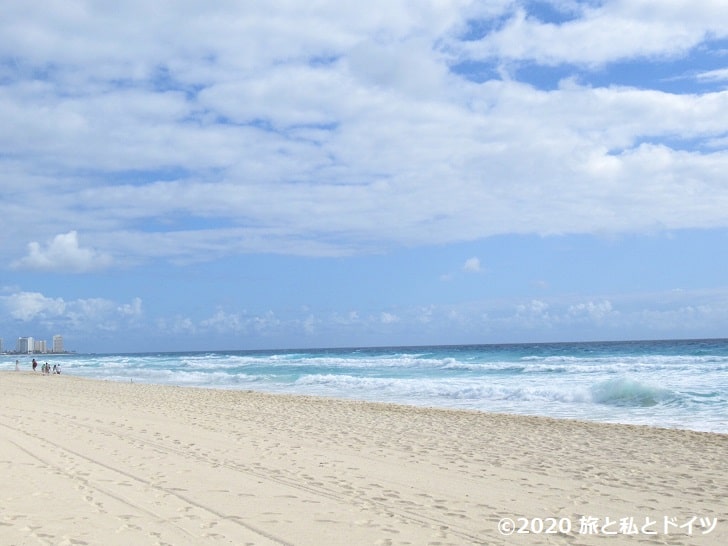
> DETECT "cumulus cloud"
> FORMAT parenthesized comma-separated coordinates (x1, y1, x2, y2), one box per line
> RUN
(380, 312, 400, 324)
(200, 309, 244, 333)
(417, 305, 435, 324)
(3, 291, 66, 321)
(0, 1, 727, 266)
(157, 316, 198, 335)
(0, 290, 143, 334)
(569, 300, 615, 321)
(155, 309, 290, 339)
(118, 297, 143, 317)
(517, 299, 550, 318)
(463, 257, 482, 273)
(11, 231, 113, 273)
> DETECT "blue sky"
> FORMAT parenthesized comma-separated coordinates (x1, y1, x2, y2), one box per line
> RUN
(2, 1, 728, 353)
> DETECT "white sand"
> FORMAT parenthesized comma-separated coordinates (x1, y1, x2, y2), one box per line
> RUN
(1, 371, 725, 545)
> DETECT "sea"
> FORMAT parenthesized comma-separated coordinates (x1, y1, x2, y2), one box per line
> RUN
(4, 338, 727, 434)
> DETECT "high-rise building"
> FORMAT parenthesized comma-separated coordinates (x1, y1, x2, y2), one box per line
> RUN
(17, 337, 34, 353)
(0, 338, 3, 353)
(34, 340, 47, 353)
(53, 335, 64, 353)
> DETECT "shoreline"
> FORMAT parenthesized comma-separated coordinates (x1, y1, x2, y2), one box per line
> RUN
(1, 371, 726, 545)
(6, 367, 725, 436)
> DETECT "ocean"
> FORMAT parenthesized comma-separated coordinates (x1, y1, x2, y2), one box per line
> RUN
(4, 338, 727, 434)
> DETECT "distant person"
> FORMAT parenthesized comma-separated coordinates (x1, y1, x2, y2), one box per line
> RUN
(56, 364, 61, 374)
(32, 358, 37, 372)
(15, 360, 19, 371)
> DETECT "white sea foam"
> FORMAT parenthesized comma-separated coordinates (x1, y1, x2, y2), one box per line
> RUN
(3, 340, 727, 433)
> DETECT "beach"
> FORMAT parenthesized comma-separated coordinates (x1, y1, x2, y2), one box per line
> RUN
(1, 372, 725, 545)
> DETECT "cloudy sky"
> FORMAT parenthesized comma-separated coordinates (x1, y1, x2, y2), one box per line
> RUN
(2, 0, 728, 353)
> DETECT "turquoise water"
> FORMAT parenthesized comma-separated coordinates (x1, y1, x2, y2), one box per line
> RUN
(4, 338, 727, 433)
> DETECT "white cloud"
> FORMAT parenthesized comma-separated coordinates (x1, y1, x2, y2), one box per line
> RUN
(302, 315, 316, 334)
(463, 257, 482, 273)
(0, 290, 143, 334)
(155, 309, 293, 338)
(200, 309, 244, 333)
(252, 311, 282, 334)
(3, 291, 66, 321)
(417, 305, 435, 324)
(568, 300, 615, 322)
(1, 2, 728, 267)
(11, 231, 113, 273)
(518, 299, 550, 317)
(66, 298, 119, 331)
(380, 312, 400, 324)
(460, 1, 728, 66)
(157, 316, 197, 335)
(697, 68, 728, 83)
(331, 310, 361, 325)
(118, 297, 143, 318)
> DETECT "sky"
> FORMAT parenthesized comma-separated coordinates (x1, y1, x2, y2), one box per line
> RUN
(2, 0, 728, 353)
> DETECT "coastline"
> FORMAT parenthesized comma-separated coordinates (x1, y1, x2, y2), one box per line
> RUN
(1, 371, 726, 545)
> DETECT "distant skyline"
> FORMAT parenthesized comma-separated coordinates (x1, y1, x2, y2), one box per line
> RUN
(2, 1, 728, 353)
(0, 334, 63, 356)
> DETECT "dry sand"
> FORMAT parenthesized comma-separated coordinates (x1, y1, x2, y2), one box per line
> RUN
(1, 371, 725, 546)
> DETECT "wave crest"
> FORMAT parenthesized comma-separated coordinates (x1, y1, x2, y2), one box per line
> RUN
(591, 378, 675, 407)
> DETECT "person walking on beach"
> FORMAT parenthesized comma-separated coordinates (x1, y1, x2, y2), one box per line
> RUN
(32, 358, 37, 372)
(15, 359, 19, 371)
